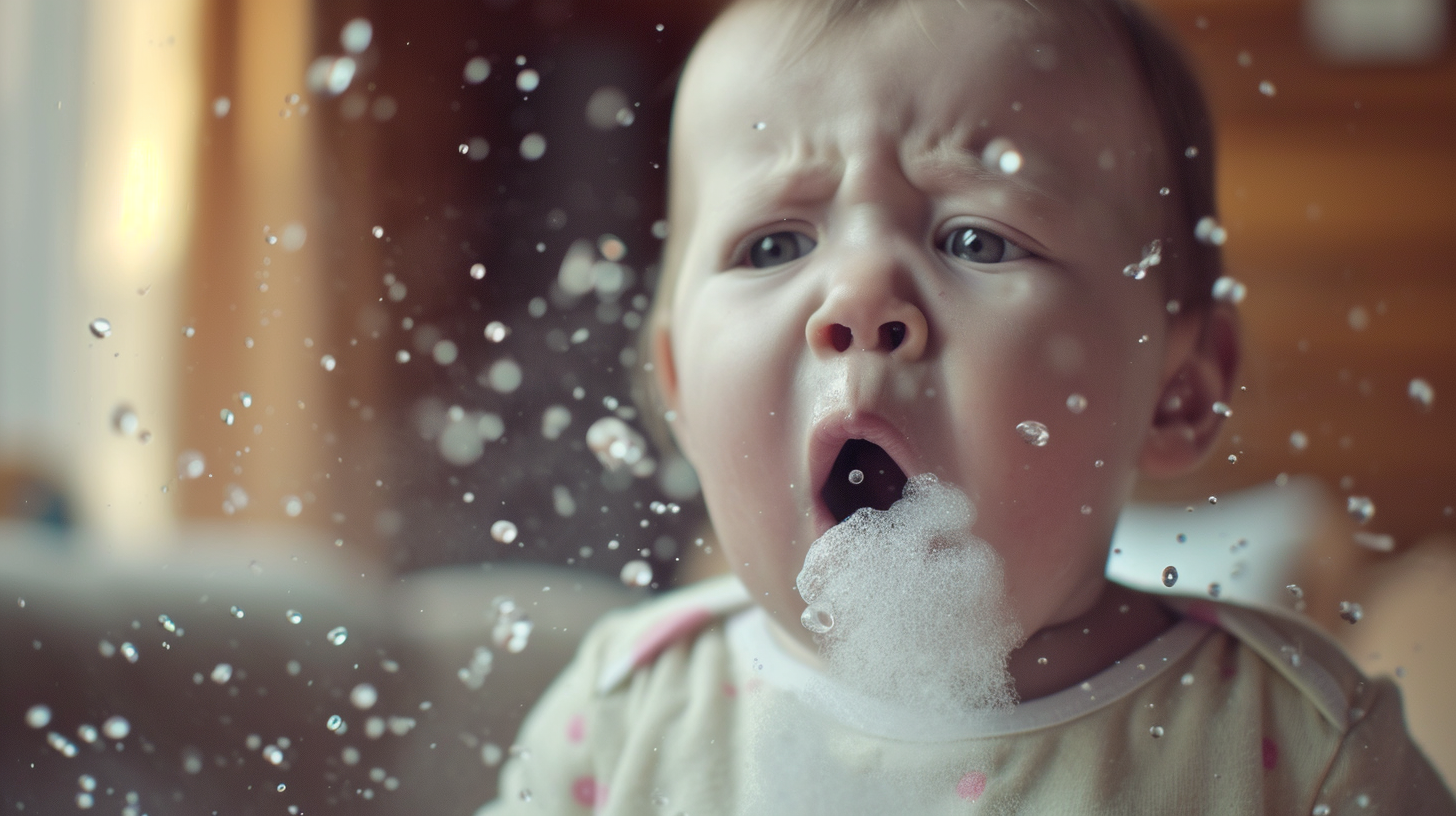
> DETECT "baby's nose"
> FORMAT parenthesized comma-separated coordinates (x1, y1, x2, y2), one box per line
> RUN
(808, 291, 928, 361)
(826, 321, 909, 353)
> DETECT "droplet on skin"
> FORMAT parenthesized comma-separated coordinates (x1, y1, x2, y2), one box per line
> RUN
(490, 520, 518, 544)
(1066, 393, 1087, 414)
(1162, 566, 1179, 588)
(847, 469, 865, 485)
(981, 137, 1022, 174)
(1015, 420, 1050, 447)
(620, 559, 653, 588)
(88, 318, 112, 338)
(327, 626, 349, 645)
(1346, 495, 1375, 524)
(1408, 378, 1434, 410)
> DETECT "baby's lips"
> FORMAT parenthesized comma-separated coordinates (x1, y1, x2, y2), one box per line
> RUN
(807, 410, 923, 536)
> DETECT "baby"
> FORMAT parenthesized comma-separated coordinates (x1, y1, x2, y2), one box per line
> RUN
(485, 0, 1454, 813)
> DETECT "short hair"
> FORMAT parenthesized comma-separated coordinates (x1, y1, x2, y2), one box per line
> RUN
(635, 0, 1222, 456)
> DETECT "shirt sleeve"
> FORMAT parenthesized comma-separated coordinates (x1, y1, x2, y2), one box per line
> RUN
(1311, 677, 1456, 815)
(476, 614, 624, 816)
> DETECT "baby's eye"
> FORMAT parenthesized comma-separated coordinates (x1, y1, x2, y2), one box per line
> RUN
(942, 227, 1031, 265)
(747, 231, 816, 269)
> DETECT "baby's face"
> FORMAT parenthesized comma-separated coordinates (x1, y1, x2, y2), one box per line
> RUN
(661, 0, 1186, 646)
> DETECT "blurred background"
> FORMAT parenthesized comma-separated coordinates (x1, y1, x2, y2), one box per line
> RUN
(1, 0, 1452, 812)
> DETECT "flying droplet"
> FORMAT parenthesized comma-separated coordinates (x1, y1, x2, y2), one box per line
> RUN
(371, 226, 384, 238)
(238, 392, 253, 408)
(1066, 393, 1087, 414)
(120, 642, 139, 662)
(619, 559, 653, 588)
(847, 469, 865, 485)
(1289, 430, 1309, 451)
(490, 519, 518, 544)
(753, 121, 766, 130)
(25, 704, 51, 729)
(349, 682, 378, 710)
(326, 626, 348, 646)
(220, 408, 235, 426)
(230, 605, 244, 619)
(282, 495, 303, 517)
(1211, 401, 1232, 418)
(285, 609, 303, 624)
(101, 716, 130, 740)
(463, 56, 491, 84)
(1194, 216, 1226, 246)
(1258, 80, 1276, 97)
(981, 137, 1022, 174)
(88, 318, 112, 339)
(470, 263, 487, 280)
(519, 133, 547, 160)
(1212, 276, 1247, 304)
(800, 603, 835, 634)
(262, 744, 285, 765)
(1149, 725, 1164, 738)
(47, 732, 79, 757)
(1015, 420, 1050, 447)
(1161, 566, 1179, 587)
(1346, 495, 1375, 524)
(515, 68, 540, 92)
(1122, 239, 1163, 280)
(1338, 601, 1363, 624)
(157, 614, 177, 633)
(484, 321, 509, 342)
(1207, 583, 1221, 598)
(320, 354, 336, 372)
(395, 350, 410, 363)
(211, 663, 233, 684)
(1408, 378, 1434, 410)
(327, 714, 344, 732)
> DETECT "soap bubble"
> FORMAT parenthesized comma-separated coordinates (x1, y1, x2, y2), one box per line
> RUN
(1015, 420, 1050, 447)
(619, 559, 653, 587)
(795, 474, 1020, 714)
(847, 469, 864, 485)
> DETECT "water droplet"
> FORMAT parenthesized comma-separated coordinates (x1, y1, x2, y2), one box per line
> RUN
(277, 783, 287, 792)
(101, 715, 130, 740)
(1408, 378, 1434, 410)
(120, 642, 139, 662)
(350, 683, 378, 710)
(1149, 725, 1164, 738)
(1258, 80, 1276, 97)
(1194, 216, 1226, 246)
(484, 321, 509, 342)
(1313, 805, 1331, 815)
(469, 263, 486, 280)
(89, 318, 112, 338)
(1094, 459, 1104, 468)
(230, 605, 244, 619)
(1180, 672, 1195, 686)
(395, 349, 410, 363)
(620, 559, 653, 588)
(263, 744, 285, 765)
(79, 774, 96, 792)
(285, 609, 302, 624)
(800, 603, 834, 634)
(1015, 420, 1050, 447)
(220, 408, 235, 426)
(327, 714, 344, 732)
(464, 56, 491, 84)
(515, 68, 540, 92)
(211, 663, 233, 684)
(1159, 186, 1170, 196)
(1208, 495, 1217, 505)
(158, 614, 178, 633)
(1353, 531, 1394, 552)
(1338, 601, 1363, 624)
(1289, 430, 1309, 451)
(847, 469, 864, 485)
(752, 121, 766, 130)
(25, 704, 51, 728)
(282, 495, 303, 517)
(1346, 495, 1375, 524)
(1066, 393, 1087, 414)
(1211, 401, 1232, 418)
(1161, 566, 1179, 587)
(111, 405, 140, 435)
(519, 133, 547, 160)
(981, 137, 1022, 174)
(327, 626, 348, 646)
(320, 354, 336, 372)
(1211, 276, 1247, 304)
(1122, 239, 1163, 279)
(1080, 504, 1092, 515)
(1227, 454, 1238, 464)
(1207, 582, 1221, 598)
(371, 226, 384, 238)
(490, 520, 518, 544)
(47, 731, 78, 757)
(238, 392, 253, 409)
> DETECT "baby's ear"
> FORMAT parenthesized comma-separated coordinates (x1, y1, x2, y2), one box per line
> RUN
(651, 324, 684, 431)
(1138, 303, 1240, 478)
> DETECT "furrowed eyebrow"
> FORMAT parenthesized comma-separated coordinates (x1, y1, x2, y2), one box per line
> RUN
(911, 143, 1071, 204)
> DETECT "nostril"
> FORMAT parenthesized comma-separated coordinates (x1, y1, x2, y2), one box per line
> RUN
(829, 324, 853, 352)
(879, 321, 907, 351)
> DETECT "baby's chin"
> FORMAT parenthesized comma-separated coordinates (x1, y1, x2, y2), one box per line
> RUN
(795, 474, 1023, 715)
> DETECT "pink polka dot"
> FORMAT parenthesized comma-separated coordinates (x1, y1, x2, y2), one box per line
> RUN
(571, 776, 598, 807)
(722, 682, 738, 698)
(1261, 737, 1278, 771)
(956, 770, 987, 801)
(566, 714, 586, 744)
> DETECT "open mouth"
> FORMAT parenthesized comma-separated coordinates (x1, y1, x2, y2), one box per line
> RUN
(821, 438, 909, 524)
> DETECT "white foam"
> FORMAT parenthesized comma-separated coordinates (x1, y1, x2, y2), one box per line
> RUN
(795, 474, 1022, 715)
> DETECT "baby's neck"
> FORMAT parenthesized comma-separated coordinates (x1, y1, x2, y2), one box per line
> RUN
(1007, 582, 1176, 701)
